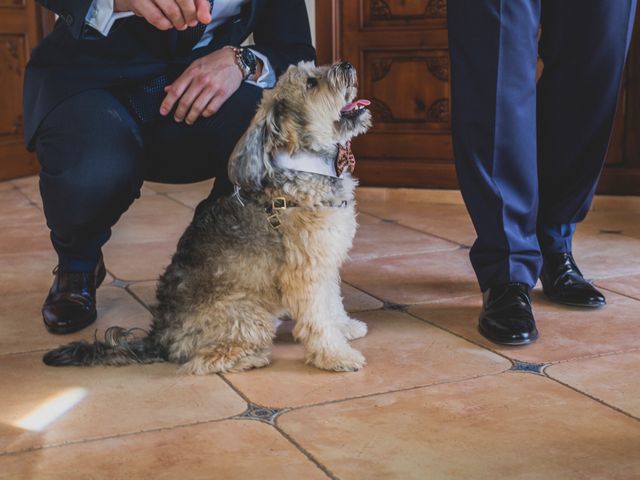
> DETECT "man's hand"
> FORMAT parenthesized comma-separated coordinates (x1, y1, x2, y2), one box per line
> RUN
(160, 48, 247, 125)
(114, 0, 211, 31)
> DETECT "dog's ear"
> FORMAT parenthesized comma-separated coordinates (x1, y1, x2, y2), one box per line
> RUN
(228, 113, 272, 192)
(263, 92, 309, 155)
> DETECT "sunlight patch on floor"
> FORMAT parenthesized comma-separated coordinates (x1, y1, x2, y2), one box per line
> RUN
(14, 388, 87, 432)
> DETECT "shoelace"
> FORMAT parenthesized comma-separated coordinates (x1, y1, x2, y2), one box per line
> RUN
(488, 284, 531, 309)
(553, 253, 588, 286)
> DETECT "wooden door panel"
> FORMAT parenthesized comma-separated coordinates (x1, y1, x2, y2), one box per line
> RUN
(317, 0, 640, 194)
(365, 0, 446, 26)
(338, 0, 456, 188)
(1, 34, 27, 137)
(0, 0, 42, 180)
(365, 51, 450, 132)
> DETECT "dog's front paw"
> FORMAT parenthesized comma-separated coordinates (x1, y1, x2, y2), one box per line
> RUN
(339, 318, 368, 340)
(307, 345, 366, 372)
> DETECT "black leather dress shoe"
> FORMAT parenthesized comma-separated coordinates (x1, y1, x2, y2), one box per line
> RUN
(42, 257, 107, 334)
(541, 252, 606, 308)
(479, 283, 539, 346)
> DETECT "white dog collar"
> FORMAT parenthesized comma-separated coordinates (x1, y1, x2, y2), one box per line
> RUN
(272, 150, 338, 177)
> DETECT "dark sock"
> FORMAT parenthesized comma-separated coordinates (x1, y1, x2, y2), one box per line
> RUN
(52, 230, 110, 273)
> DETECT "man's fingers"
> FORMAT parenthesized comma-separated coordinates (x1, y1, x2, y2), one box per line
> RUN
(194, 0, 212, 24)
(135, 0, 172, 30)
(201, 94, 225, 118)
(185, 89, 216, 125)
(176, 0, 197, 27)
(160, 74, 193, 115)
(174, 82, 206, 122)
(154, 0, 187, 30)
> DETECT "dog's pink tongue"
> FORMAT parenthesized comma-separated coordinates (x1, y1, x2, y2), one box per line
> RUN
(341, 99, 371, 113)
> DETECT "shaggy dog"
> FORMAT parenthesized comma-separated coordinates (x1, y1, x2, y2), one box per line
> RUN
(44, 61, 372, 374)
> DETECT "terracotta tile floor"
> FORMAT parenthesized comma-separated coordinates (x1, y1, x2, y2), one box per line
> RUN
(1, 176, 639, 479)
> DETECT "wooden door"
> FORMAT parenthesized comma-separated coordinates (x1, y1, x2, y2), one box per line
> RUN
(0, 0, 50, 181)
(599, 11, 640, 194)
(317, 0, 457, 189)
(316, 0, 640, 194)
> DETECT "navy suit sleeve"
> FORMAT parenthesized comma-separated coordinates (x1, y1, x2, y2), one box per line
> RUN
(249, 0, 316, 77)
(36, 0, 93, 40)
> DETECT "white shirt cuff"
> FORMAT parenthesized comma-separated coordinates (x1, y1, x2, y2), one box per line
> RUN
(85, 0, 134, 37)
(245, 49, 276, 89)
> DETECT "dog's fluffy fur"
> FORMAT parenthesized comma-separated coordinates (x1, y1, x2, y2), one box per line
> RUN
(44, 61, 372, 374)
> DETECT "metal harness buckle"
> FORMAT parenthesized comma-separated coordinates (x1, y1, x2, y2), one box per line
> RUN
(267, 197, 288, 229)
(272, 197, 287, 211)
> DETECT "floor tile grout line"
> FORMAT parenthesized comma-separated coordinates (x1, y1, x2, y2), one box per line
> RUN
(218, 374, 338, 479)
(591, 270, 640, 281)
(542, 372, 640, 423)
(359, 205, 640, 251)
(356, 208, 470, 248)
(348, 244, 463, 264)
(406, 306, 531, 364)
(116, 276, 383, 317)
(271, 422, 340, 480)
(340, 280, 480, 310)
(101, 268, 156, 314)
(155, 191, 196, 211)
(0, 348, 50, 358)
(13, 185, 44, 212)
(539, 346, 640, 367)
(110, 277, 161, 284)
(340, 280, 379, 299)
(275, 369, 509, 415)
(123, 284, 154, 314)
(276, 367, 640, 437)
(595, 285, 640, 303)
(592, 229, 640, 244)
(0, 414, 244, 458)
(218, 373, 253, 405)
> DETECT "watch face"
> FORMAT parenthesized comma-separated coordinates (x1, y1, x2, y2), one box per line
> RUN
(241, 48, 257, 74)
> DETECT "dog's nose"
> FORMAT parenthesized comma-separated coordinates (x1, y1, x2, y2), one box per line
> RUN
(339, 61, 354, 71)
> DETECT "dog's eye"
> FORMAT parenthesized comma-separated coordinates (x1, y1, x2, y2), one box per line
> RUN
(306, 77, 318, 89)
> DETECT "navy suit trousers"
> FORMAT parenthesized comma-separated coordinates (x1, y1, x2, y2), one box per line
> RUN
(35, 84, 263, 271)
(447, 0, 637, 291)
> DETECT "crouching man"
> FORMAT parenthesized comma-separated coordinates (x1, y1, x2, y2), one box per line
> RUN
(24, 0, 315, 334)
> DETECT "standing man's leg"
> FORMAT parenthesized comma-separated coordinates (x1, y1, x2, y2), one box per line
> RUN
(536, 0, 637, 306)
(447, 0, 541, 345)
(37, 89, 145, 334)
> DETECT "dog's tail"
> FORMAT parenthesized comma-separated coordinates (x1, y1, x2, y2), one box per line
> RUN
(43, 327, 164, 367)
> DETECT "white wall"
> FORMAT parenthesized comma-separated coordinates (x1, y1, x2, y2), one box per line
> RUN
(305, 0, 316, 46)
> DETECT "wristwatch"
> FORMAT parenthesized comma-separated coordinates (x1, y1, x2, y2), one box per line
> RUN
(226, 46, 257, 80)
